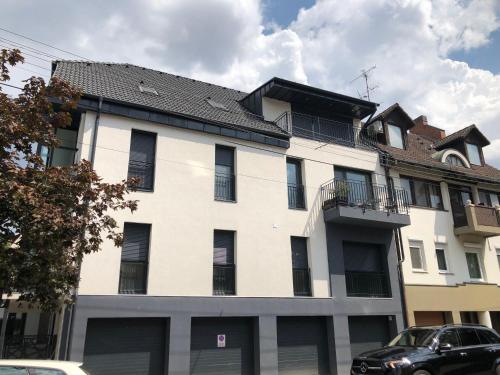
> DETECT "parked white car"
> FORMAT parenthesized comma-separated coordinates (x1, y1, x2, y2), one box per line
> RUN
(0, 360, 88, 375)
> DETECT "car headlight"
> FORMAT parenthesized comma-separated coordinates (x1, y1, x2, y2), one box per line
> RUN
(385, 357, 411, 368)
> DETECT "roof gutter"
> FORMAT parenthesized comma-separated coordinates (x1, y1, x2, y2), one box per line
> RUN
(90, 96, 103, 168)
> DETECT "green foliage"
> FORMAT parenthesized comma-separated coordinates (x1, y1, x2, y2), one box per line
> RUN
(0, 49, 138, 310)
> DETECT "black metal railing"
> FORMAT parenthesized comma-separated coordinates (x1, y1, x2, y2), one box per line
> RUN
(288, 184, 306, 209)
(275, 111, 377, 148)
(119, 261, 147, 294)
(215, 173, 235, 201)
(345, 271, 390, 298)
(3, 335, 57, 359)
(213, 264, 235, 295)
(320, 179, 409, 214)
(128, 159, 155, 190)
(293, 268, 311, 296)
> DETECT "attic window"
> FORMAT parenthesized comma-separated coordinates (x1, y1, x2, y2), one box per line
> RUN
(138, 83, 158, 95)
(206, 98, 229, 111)
(387, 123, 404, 149)
(466, 143, 481, 165)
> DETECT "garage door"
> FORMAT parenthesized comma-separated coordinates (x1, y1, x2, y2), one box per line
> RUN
(414, 311, 446, 326)
(277, 317, 330, 375)
(190, 317, 255, 375)
(83, 318, 168, 375)
(348, 316, 391, 358)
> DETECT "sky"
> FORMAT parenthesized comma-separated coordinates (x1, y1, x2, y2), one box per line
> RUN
(1, 0, 500, 167)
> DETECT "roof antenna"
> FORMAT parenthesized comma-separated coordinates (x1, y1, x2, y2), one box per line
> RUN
(349, 65, 378, 101)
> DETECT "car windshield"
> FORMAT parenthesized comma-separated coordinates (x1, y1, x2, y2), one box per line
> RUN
(388, 328, 437, 347)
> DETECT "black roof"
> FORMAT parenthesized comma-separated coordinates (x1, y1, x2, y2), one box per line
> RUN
(51, 61, 289, 138)
(434, 124, 490, 149)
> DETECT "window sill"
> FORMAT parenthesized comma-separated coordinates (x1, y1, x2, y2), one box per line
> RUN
(215, 198, 237, 203)
(438, 271, 453, 275)
(412, 269, 428, 274)
(134, 188, 154, 193)
(409, 205, 447, 212)
(289, 207, 307, 211)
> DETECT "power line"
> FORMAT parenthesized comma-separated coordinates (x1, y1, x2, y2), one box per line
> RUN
(0, 45, 52, 63)
(0, 82, 23, 90)
(0, 27, 90, 61)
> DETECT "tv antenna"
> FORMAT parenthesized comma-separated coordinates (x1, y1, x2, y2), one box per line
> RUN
(349, 65, 378, 101)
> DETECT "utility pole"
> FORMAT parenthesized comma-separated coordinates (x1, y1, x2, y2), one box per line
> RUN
(349, 65, 378, 101)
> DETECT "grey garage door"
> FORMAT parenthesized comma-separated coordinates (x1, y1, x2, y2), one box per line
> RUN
(277, 317, 331, 375)
(83, 318, 168, 375)
(190, 317, 255, 375)
(348, 316, 392, 358)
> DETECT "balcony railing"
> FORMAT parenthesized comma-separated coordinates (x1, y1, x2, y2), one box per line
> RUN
(119, 261, 147, 294)
(275, 111, 377, 148)
(3, 335, 57, 359)
(320, 179, 409, 214)
(475, 205, 500, 226)
(213, 264, 235, 295)
(288, 183, 306, 209)
(454, 204, 500, 237)
(345, 271, 390, 298)
(293, 268, 311, 296)
(215, 173, 235, 201)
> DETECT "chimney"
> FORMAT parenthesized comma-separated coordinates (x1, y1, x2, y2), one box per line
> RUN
(410, 115, 446, 140)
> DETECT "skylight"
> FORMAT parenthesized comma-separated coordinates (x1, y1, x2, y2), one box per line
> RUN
(206, 98, 229, 111)
(138, 83, 158, 95)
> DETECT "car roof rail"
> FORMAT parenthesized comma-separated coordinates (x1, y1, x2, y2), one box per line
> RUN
(406, 323, 488, 329)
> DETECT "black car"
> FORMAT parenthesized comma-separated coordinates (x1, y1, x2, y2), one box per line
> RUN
(351, 324, 500, 375)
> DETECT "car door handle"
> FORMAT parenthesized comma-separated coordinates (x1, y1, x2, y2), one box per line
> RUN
(459, 352, 468, 357)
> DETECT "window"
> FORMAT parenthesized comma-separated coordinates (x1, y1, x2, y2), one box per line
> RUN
(409, 242, 425, 271)
(478, 190, 500, 207)
(334, 167, 372, 205)
(466, 143, 481, 165)
(476, 329, 500, 344)
(0, 367, 28, 375)
(287, 158, 305, 209)
(128, 130, 156, 191)
(445, 154, 465, 167)
(465, 252, 482, 280)
(497, 250, 500, 270)
(213, 230, 235, 295)
(400, 176, 443, 209)
(214, 145, 235, 201)
(458, 328, 480, 346)
(387, 123, 404, 148)
(29, 369, 66, 375)
(291, 237, 311, 296)
(119, 223, 150, 294)
(438, 329, 460, 348)
(435, 248, 448, 272)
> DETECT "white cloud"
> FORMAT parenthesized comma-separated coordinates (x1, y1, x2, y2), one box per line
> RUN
(1, 0, 499, 166)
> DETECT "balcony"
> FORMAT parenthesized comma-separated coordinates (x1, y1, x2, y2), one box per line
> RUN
(320, 179, 410, 228)
(275, 111, 377, 148)
(3, 335, 57, 359)
(345, 271, 390, 298)
(215, 173, 235, 201)
(213, 264, 235, 295)
(454, 204, 500, 237)
(292, 268, 311, 296)
(288, 183, 306, 209)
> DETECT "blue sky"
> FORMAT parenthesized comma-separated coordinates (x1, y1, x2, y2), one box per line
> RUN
(262, 0, 315, 27)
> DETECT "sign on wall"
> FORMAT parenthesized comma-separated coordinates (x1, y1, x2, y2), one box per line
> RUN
(217, 334, 226, 348)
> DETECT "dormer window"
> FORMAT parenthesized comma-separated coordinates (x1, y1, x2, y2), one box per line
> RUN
(387, 123, 404, 149)
(465, 143, 481, 165)
(446, 154, 465, 167)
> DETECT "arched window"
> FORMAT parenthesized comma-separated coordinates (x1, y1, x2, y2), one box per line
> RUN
(446, 154, 465, 167)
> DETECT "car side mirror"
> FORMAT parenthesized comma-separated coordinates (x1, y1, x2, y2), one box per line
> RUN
(437, 343, 453, 353)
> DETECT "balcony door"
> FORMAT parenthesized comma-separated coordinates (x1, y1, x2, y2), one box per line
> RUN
(448, 185, 472, 227)
(334, 168, 373, 206)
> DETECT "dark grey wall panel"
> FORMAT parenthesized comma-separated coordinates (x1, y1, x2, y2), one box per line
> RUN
(190, 317, 255, 375)
(348, 316, 392, 358)
(83, 318, 168, 375)
(277, 317, 331, 375)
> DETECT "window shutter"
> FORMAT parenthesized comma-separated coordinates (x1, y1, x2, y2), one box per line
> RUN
(122, 223, 150, 262)
(215, 146, 234, 167)
(213, 231, 234, 265)
(128, 131, 156, 190)
(291, 237, 308, 269)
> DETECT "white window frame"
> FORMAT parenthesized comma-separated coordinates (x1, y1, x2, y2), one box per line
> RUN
(409, 241, 426, 272)
(464, 248, 484, 282)
(435, 246, 450, 273)
(387, 123, 404, 149)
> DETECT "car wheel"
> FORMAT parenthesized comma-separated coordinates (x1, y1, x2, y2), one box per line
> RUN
(413, 371, 431, 375)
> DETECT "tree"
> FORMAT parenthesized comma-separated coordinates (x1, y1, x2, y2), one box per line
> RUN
(0, 49, 138, 310)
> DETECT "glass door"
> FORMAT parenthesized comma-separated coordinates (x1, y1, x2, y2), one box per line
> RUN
(448, 185, 472, 227)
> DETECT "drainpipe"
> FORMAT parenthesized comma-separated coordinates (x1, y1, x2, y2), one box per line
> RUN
(90, 96, 103, 168)
(384, 165, 409, 328)
(61, 96, 103, 359)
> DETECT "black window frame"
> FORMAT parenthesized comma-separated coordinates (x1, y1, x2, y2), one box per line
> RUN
(435, 248, 448, 272)
(478, 189, 500, 207)
(127, 129, 157, 192)
(214, 145, 236, 202)
(118, 222, 151, 295)
(400, 175, 443, 210)
(213, 230, 236, 296)
(286, 158, 306, 209)
(290, 236, 311, 297)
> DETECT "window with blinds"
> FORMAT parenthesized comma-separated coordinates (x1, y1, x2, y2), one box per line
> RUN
(291, 237, 311, 296)
(119, 223, 151, 294)
(214, 145, 235, 201)
(128, 130, 156, 191)
(213, 230, 235, 295)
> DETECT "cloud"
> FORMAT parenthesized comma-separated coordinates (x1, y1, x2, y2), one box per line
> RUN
(1, 0, 499, 167)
